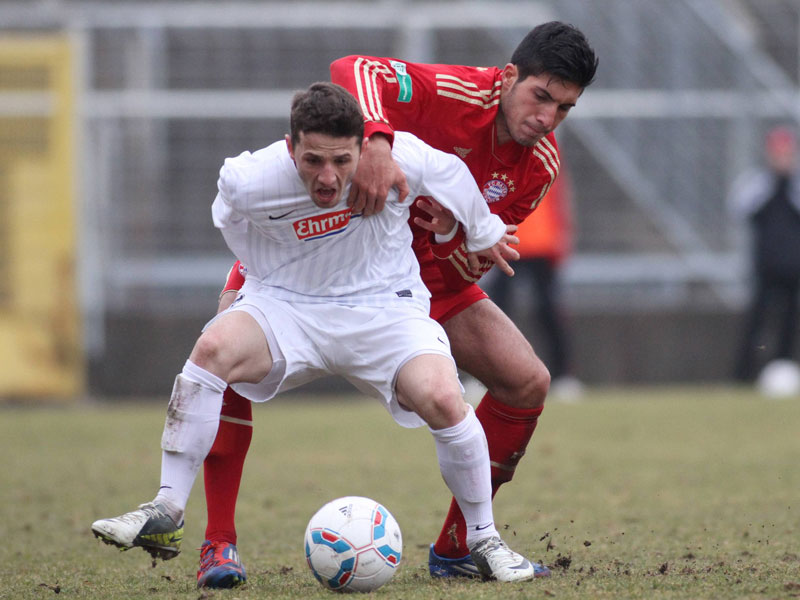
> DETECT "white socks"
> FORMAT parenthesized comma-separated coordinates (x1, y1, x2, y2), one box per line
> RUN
(430, 404, 498, 546)
(154, 360, 227, 521)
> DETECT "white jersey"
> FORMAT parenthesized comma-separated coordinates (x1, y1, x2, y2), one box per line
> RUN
(212, 131, 506, 311)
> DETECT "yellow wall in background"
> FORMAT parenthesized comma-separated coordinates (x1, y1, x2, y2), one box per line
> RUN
(0, 36, 83, 399)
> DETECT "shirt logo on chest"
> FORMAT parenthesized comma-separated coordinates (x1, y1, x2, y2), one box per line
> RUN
(482, 173, 516, 203)
(293, 208, 360, 241)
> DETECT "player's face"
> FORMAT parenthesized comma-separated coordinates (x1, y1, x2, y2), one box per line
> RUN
(497, 64, 583, 147)
(287, 132, 361, 209)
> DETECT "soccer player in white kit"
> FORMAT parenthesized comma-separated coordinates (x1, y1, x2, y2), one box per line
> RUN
(91, 82, 535, 583)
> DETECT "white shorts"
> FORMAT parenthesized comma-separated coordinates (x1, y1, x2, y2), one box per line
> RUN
(207, 290, 458, 428)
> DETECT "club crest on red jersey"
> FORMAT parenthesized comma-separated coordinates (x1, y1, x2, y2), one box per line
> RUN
(482, 178, 509, 203)
(482, 173, 516, 203)
(293, 208, 360, 241)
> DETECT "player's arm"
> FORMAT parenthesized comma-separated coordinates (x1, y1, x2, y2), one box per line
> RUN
(414, 198, 518, 276)
(415, 179, 559, 289)
(332, 55, 442, 215)
(421, 195, 536, 289)
(349, 134, 409, 216)
(422, 165, 559, 287)
(397, 134, 518, 283)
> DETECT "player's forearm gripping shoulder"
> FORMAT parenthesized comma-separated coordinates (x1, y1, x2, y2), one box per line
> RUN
(331, 54, 562, 288)
(393, 133, 506, 252)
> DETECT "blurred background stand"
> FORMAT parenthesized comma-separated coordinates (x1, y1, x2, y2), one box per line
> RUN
(1, 0, 800, 399)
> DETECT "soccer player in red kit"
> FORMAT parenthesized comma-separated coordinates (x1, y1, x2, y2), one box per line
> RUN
(197, 21, 598, 588)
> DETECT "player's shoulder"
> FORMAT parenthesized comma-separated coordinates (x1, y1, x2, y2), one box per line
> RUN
(429, 63, 501, 96)
(223, 139, 287, 174)
(392, 132, 460, 179)
(422, 62, 500, 82)
(391, 131, 427, 153)
(219, 140, 290, 198)
(389, 132, 426, 189)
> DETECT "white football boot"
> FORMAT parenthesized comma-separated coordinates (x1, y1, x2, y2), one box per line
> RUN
(91, 502, 184, 560)
(468, 536, 536, 582)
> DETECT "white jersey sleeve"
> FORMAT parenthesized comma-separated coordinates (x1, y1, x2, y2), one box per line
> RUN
(391, 132, 506, 252)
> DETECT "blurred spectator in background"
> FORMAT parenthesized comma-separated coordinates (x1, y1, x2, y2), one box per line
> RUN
(487, 164, 583, 401)
(731, 125, 800, 393)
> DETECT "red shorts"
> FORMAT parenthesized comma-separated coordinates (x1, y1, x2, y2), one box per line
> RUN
(429, 283, 488, 323)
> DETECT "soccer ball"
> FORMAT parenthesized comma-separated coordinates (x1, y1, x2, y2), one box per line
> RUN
(304, 496, 402, 593)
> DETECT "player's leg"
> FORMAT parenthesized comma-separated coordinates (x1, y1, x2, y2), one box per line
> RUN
(198, 387, 251, 588)
(431, 298, 550, 576)
(92, 310, 272, 560)
(198, 279, 251, 588)
(395, 353, 535, 582)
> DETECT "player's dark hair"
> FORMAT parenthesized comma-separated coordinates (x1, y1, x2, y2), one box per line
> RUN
(511, 21, 598, 89)
(290, 82, 365, 146)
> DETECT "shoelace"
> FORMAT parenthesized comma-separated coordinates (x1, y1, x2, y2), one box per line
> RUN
(198, 544, 216, 569)
(109, 502, 164, 525)
(198, 542, 230, 570)
(476, 538, 522, 568)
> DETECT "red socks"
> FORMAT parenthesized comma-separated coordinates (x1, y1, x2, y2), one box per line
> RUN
(203, 387, 253, 544)
(432, 392, 543, 558)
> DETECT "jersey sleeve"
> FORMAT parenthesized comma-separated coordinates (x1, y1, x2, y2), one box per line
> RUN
(212, 153, 254, 274)
(427, 223, 497, 289)
(330, 55, 438, 144)
(393, 133, 505, 252)
(426, 166, 564, 288)
(393, 133, 506, 290)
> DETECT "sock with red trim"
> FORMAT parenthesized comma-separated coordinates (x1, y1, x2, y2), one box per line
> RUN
(432, 391, 543, 558)
(203, 387, 253, 545)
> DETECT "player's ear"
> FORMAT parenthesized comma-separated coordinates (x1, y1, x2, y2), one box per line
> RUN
(501, 63, 518, 90)
(285, 134, 295, 161)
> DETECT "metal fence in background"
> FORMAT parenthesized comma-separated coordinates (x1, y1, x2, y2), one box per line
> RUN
(2, 0, 800, 383)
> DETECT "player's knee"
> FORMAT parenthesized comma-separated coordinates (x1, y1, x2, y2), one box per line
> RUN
(421, 384, 468, 429)
(525, 359, 551, 408)
(528, 363, 550, 408)
(494, 357, 550, 409)
(189, 330, 233, 380)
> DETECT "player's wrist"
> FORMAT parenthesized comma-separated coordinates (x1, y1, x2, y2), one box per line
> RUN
(434, 223, 459, 244)
(366, 133, 393, 154)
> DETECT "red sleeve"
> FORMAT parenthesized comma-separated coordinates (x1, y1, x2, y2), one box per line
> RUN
(221, 261, 245, 295)
(331, 56, 396, 143)
(330, 55, 441, 146)
(429, 226, 496, 290)
(427, 169, 561, 289)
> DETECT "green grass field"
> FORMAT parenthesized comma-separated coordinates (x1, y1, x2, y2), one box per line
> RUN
(2, 387, 799, 599)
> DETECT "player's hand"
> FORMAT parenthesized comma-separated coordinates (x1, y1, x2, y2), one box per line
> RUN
(468, 224, 519, 276)
(348, 135, 409, 216)
(412, 197, 457, 236)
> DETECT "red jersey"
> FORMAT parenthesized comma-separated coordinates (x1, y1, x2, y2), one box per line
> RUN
(330, 55, 561, 297)
(222, 57, 562, 319)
